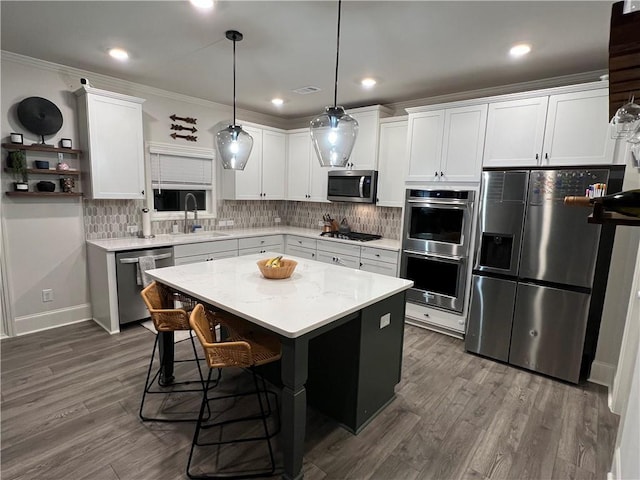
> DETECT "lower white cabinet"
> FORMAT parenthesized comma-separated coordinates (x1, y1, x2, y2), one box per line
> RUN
(317, 240, 361, 269)
(285, 235, 317, 260)
(173, 239, 239, 265)
(238, 235, 284, 256)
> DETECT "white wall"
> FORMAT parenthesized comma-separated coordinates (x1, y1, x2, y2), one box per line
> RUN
(1, 52, 284, 335)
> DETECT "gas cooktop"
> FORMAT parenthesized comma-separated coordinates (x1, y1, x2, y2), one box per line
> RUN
(320, 231, 382, 242)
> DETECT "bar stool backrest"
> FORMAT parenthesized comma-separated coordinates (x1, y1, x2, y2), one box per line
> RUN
(140, 281, 190, 331)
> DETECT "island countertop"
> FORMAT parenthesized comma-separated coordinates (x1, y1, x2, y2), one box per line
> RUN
(146, 252, 413, 338)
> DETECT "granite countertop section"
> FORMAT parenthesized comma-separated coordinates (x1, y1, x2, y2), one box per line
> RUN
(86, 226, 401, 252)
(146, 252, 413, 338)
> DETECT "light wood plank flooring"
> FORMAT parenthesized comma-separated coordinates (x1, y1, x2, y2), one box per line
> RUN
(1, 320, 618, 479)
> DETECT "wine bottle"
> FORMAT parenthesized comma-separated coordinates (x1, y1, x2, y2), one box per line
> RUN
(594, 189, 640, 218)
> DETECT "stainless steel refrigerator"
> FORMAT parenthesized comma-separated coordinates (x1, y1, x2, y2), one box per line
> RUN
(465, 167, 624, 383)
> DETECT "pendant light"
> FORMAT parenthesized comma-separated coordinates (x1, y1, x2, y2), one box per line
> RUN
(309, 0, 358, 168)
(217, 30, 253, 171)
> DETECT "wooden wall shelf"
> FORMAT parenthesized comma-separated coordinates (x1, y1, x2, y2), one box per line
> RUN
(5, 191, 82, 198)
(4, 168, 80, 176)
(1, 143, 82, 155)
(588, 211, 640, 226)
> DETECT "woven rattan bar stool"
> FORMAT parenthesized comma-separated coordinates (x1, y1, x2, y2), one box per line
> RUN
(139, 281, 209, 423)
(187, 303, 282, 479)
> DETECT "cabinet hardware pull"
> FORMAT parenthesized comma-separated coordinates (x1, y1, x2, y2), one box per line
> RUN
(535, 154, 539, 160)
(440, 171, 444, 177)
(141, 190, 145, 195)
(435, 171, 439, 177)
(544, 153, 549, 161)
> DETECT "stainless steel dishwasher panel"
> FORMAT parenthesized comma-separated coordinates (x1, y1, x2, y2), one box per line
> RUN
(465, 275, 516, 362)
(115, 248, 174, 324)
(508, 282, 591, 383)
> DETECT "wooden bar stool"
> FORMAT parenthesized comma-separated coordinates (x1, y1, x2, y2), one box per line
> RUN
(187, 303, 281, 479)
(139, 281, 210, 422)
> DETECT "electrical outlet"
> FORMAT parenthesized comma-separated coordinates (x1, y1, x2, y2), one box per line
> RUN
(274, 217, 281, 224)
(379, 313, 391, 329)
(227, 220, 234, 226)
(127, 225, 139, 234)
(42, 289, 54, 302)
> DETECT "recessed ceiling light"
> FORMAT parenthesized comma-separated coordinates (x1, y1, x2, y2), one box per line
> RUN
(361, 78, 377, 88)
(271, 98, 284, 106)
(108, 48, 129, 61)
(509, 43, 531, 58)
(190, 0, 214, 9)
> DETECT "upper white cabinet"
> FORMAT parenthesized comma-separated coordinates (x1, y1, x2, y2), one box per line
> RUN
(483, 88, 613, 167)
(222, 124, 286, 200)
(406, 103, 488, 183)
(75, 86, 146, 199)
(339, 105, 392, 170)
(377, 117, 408, 207)
(286, 129, 328, 202)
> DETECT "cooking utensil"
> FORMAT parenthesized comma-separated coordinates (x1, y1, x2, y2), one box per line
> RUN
(338, 218, 351, 234)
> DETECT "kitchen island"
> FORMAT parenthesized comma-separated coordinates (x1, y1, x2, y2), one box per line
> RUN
(146, 253, 413, 480)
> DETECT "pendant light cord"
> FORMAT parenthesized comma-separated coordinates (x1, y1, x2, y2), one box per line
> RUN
(334, 0, 342, 107)
(232, 36, 237, 125)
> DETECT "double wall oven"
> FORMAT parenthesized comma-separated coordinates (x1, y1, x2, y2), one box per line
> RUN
(400, 189, 475, 313)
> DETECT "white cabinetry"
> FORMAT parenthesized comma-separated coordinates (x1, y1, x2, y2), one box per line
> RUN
(483, 87, 613, 167)
(338, 105, 392, 170)
(238, 235, 284, 256)
(285, 235, 317, 260)
(223, 124, 286, 200)
(317, 240, 361, 269)
(75, 86, 146, 199)
(360, 246, 399, 276)
(173, 239, 239, 265)
(286, 130, 327, 202)
(406, 103, 488, 183)
(377, 118, 408, 207)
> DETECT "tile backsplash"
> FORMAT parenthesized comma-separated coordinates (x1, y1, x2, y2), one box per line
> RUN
(83, 199, 402, 240)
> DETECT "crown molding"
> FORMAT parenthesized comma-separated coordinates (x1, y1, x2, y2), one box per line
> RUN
(1, 50, 290, 129)
(393, 70, 609, 114)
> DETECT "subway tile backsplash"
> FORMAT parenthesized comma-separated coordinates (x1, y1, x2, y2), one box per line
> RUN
(83, 199, 402, 240)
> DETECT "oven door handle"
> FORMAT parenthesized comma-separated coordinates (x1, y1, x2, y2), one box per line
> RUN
(358, 176, 365, 198)
(407, 199, 470, 207)
(403, 250, 464, 262)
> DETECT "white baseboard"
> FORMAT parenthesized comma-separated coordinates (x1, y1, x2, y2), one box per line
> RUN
(14, 303, 92, 336)
(608, 446, 621, 480)
(589, 360, 617, 389)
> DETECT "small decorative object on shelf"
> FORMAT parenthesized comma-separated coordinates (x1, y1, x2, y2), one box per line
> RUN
(60, 177, 75, 193)
(60, 138, 72, 148)
(36, 181, 56, 192)
(10, 133, 23, 144)
(56, 161, 70, 171)
(7, 150, 28, 191)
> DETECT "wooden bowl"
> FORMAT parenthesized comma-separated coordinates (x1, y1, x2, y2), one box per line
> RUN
(257, 258, 297, 279)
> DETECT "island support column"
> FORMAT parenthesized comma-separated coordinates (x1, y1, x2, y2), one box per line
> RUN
(280, 336, 309, 480)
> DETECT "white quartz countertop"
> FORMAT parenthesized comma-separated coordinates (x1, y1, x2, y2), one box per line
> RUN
(146, 252, 413, 338)
(86, 226, 401, 252)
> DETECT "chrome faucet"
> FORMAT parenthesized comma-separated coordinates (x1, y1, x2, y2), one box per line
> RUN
(184, 193, 198, 233)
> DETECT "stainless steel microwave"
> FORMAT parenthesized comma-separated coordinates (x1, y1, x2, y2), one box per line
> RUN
(327, 170, 378, 203)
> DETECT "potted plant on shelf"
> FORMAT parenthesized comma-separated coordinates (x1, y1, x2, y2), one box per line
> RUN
(7, 150, 28, 191)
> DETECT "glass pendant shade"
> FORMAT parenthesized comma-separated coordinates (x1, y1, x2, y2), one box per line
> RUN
(216, 124, 253, 171)
(310, 106, 359, 167)
(611, 100, 640, 139)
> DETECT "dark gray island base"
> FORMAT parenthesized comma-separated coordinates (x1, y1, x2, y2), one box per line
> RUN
(159, 290, 407, 480)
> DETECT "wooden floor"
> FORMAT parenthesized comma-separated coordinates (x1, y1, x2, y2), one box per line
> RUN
(1, 320, 619, 480)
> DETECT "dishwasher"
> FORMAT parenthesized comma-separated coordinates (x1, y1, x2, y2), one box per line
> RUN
(115, 247, 174, 325)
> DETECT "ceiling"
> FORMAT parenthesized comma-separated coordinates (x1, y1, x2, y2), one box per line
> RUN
(1, 1, 615, 120)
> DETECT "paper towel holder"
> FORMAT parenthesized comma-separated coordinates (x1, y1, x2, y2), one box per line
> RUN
(138, 207, 155, 239)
